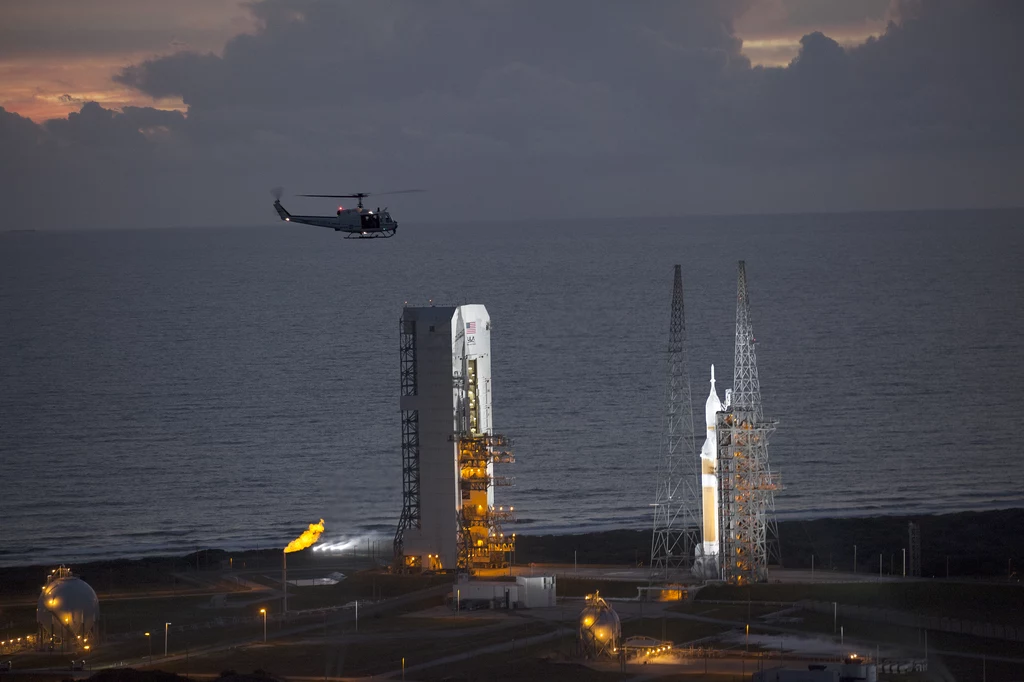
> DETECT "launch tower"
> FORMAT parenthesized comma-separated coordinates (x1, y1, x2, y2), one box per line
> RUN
(650, 265, 701, 578)
(393, 304, 515, 573)
(716, 261, 781, 584)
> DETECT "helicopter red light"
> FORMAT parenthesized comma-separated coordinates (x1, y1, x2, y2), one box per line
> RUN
(338, 206, 343, 211)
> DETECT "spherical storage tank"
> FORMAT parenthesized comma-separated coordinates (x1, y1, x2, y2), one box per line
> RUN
(37, 566, 100, 650)
(578, 592, 620, 658)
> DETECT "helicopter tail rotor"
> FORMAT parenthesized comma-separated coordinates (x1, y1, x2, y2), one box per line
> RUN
(271, 186, 284, 201)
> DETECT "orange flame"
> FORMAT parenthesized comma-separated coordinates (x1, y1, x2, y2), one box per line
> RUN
(284, 519, 325, 553)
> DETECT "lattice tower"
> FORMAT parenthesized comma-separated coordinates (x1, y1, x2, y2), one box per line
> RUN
(393, 317, 420, 562)
(733, 261, 762, 422)
(650, 265, 701, 578)
(717, 261, 781, 584)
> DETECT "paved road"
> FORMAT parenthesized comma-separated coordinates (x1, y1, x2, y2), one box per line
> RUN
(375, 626, 572, 679)
(58, 584, 450, 674)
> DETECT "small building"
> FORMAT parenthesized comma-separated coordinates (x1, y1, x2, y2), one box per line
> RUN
(753, 661, 877, 682)
(516, 576, 556, 608)
(636, 584, 695, 602)
(453, 575, 556, 609)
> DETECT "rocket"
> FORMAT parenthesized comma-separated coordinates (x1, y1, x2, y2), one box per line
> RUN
(700, 364, 723, 563)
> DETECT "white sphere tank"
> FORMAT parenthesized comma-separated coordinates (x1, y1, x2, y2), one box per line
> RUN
(578, 592, 620, 657)
(37, 567, 100, 649)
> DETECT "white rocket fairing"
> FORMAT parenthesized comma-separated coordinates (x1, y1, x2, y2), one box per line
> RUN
(699, 364, 723, 566)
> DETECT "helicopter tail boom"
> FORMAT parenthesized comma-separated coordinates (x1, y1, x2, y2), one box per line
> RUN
(273, 199, 292, 221)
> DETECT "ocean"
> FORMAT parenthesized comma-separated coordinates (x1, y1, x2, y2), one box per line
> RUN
(2, 209, 1023, 568)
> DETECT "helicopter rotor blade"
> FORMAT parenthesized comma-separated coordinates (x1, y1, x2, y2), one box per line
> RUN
(372, 189, 426, 196)
(296, 190, 425, 198)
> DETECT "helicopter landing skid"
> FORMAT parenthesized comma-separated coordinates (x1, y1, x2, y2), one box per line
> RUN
(346, 229, 397, 239)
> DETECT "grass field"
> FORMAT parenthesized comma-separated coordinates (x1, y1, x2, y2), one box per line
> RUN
(622, 617, 733, 645)
(515, 509, 1024, 579)
(554, 578, 642, 599)
(696, 580, 1024, 625)
(153, 619, 558, 678)
(670, 601, 790, 623)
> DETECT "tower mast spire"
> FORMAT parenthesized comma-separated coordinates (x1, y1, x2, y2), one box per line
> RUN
(732, 261, 762, 422)
(650, 265, 701, 578)
(717, 261, 781, 584)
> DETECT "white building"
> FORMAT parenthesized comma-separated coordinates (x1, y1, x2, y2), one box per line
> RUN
(455, 576, 557, 609)
(394, 304, 513, 572)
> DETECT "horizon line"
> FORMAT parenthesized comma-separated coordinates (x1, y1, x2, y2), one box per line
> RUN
(5, 204, 1023, 234)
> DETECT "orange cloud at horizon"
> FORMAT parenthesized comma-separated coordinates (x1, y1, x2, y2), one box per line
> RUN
(0, 0, 254, 122)
(0, 55, 186, 122)
(739, 28, 884, 67)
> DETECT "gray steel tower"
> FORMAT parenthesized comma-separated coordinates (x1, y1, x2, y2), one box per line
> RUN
(716, 261, 781, 584)
(650, 265, 701, 578)
(394, 314, 421, 564)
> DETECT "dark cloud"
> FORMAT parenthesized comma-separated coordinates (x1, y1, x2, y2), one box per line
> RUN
(782, 0, 892, 26)
(2, 0, 1023, 230)
(116, 1, 750, 110)
(0, 27, 197, 59)
(0, 0, 250, 58)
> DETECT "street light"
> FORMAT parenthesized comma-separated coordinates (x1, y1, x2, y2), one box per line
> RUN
(164, 622, 171, 657)
(145, 632, 151, 663)
(260, 609, 267, 643)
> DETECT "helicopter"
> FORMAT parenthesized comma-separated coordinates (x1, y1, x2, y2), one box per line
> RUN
(272, 188, 424, 238)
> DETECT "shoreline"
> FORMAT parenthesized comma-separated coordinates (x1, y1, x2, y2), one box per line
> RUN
(5, 503, 1022, 572)
(1, 508, 1020, 598)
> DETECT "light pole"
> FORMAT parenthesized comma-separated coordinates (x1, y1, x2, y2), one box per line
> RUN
(145, 632, 151, 663)
(260, 609, 267, 643)
(902, 548, 906, 577)
(164, 622, 171, 657)
(833, 602, 837, 633)
(853, 544, 857, 573)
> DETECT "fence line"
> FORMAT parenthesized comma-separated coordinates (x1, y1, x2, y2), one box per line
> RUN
(800, 600, 1023, 642)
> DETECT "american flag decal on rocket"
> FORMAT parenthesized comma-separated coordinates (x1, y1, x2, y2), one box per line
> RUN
(466, 321, 476, 334)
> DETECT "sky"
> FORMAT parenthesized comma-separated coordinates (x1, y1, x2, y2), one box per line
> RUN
(1, 0, 1022, 229)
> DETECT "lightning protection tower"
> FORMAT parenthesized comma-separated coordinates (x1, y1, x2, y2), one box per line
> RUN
(650, 265, 701, 579)
(716, 261, 781, 584)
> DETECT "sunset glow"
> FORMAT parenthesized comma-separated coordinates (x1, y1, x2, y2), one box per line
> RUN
(739, 29, 884, 67)
(0, 55, 186, 121)
(0, 0, 254, 121)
